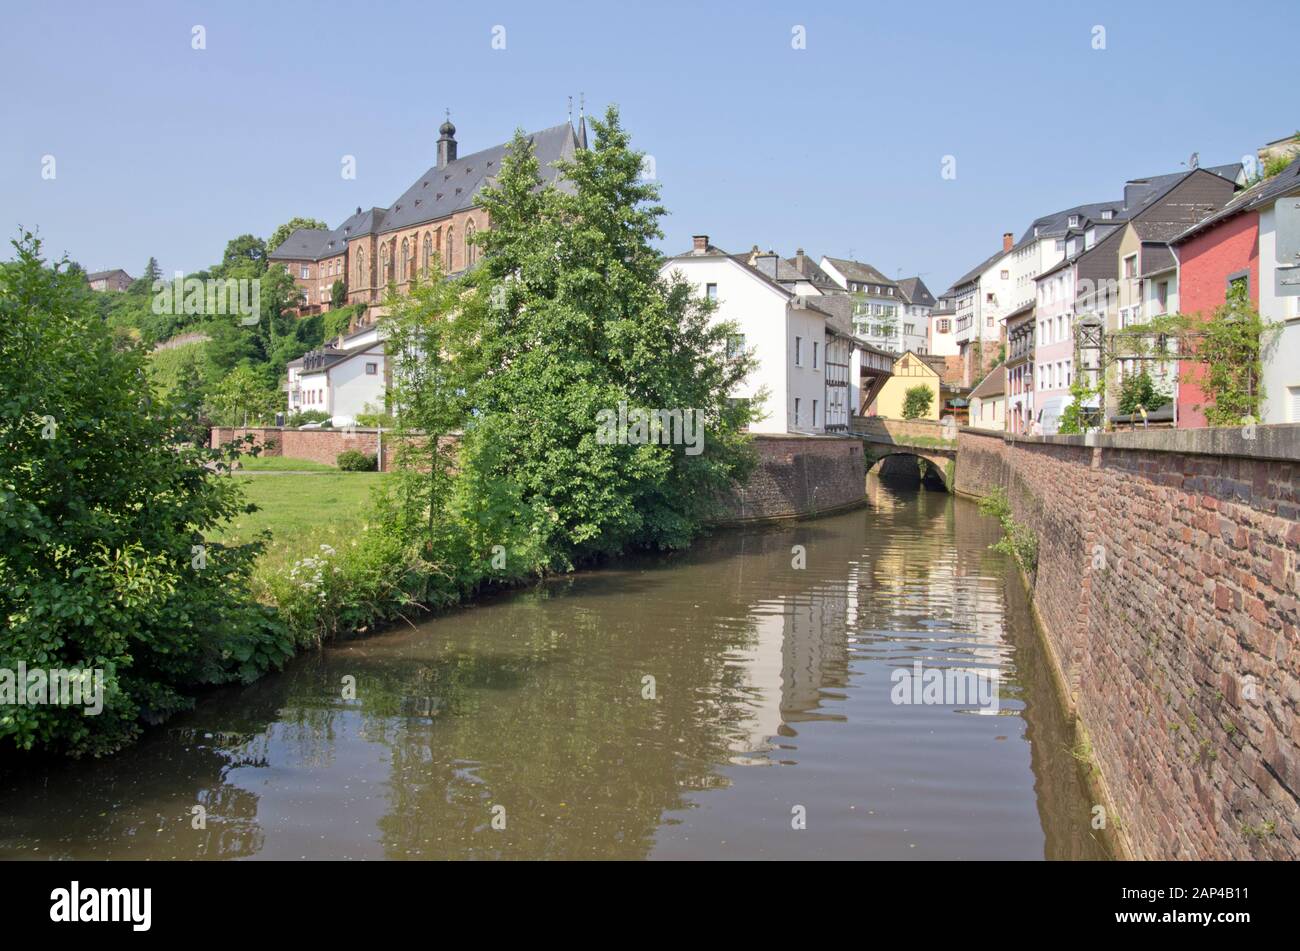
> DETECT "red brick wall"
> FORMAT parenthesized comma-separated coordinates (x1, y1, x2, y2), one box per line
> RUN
(957, 427, 1299, 859)
(210, 427, 423, 471)
(1176, 211, 1260, 429)
(715, 435, 865, 522)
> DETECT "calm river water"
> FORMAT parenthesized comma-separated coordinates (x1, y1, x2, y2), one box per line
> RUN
(0, 476, 1109, 860)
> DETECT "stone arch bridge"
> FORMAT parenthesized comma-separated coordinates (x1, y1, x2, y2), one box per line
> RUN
(849, 416, 958, 490)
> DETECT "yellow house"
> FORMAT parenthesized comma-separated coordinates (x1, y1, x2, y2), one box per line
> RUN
(869, 350, 941, 420)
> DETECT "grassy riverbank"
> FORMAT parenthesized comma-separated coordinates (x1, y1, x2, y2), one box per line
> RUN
(218, 471, 391, 587)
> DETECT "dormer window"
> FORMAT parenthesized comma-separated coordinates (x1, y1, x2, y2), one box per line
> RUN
(1101, 209, 1114, 220)
(1068, 215, 1080, 227)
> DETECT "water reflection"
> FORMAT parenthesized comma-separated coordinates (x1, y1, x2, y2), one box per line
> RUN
(0, 478, 1108, 860)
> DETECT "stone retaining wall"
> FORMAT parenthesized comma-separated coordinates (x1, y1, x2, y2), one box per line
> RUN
(714, 434, 866, 523)
(956, 425, 1300, 859)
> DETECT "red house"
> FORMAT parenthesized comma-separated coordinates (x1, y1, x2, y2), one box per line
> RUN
(1171, 203, 1260, 428)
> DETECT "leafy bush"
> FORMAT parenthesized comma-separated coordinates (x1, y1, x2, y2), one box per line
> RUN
(254, 535, 439, 647)
(355, 410, 396, 428)
(0, 234, 294, 756)
(336, 449, 377, 471)
(902, 384, 935, 419)
(288, 409, 329, 427)
(1117, 369, 1171, 416)
(978, 488, 1038, 573)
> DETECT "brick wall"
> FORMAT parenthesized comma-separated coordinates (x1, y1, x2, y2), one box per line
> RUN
(210, 427, 424, 471)
(714, 434, 865, 523)
(956, 426, 1300, 859)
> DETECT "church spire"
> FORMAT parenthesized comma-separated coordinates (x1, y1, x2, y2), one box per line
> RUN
(437, 109, 457, 168)
(577, 92, 588, 149)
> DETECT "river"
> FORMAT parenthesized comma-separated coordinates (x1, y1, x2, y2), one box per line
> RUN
(0, 475, 1109, 860)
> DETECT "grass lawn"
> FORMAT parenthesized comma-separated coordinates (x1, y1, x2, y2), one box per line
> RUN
(216, 472, 390, 566)
(234, 455, 338, 472)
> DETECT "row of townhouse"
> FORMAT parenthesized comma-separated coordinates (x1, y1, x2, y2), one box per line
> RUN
(271, 109, 922, 435)
(948, 137, 1300, 434)
(658, 237, 902, 435)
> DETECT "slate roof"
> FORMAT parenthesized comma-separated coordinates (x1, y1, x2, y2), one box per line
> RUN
(784, 252, 842, 293)
(1173, 155, 1300, 244)
(268, 228, 331, 261)
(895, 276, 935, 307)
(380, 122, 579, 234)
(86, 268, 133, 282)
(822, 256, 897, 288)
(946, 247, 1009, 294)
(970, 365, 1005, 399)
(286, 339, 383, 373)
(1015, 201, 1124, 247)
(268, 122, 580, 262)
(665, 242, 797, 299)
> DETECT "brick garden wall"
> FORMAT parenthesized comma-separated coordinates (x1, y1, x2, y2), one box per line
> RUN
(210, 427, 423, 471)
(714, 434, 866, 523)
(956, 426, 1300, 859)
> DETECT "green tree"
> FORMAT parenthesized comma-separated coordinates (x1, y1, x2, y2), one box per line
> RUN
(1058, 375, 1099, 434)
(0, 234, 291, 755)
(902, 384, 934, 419)
(1116, 368, 1171, 416)
(1195, 282, 1272, 426)
(207, 364, 281, 426)
(267, 217, 329, 257)
(219, 234, 267, 275)
(383, 106, 759, 576)
(331, 279, 347, 309)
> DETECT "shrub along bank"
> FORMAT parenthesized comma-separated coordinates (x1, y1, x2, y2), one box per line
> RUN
(3, 106, 761, 756)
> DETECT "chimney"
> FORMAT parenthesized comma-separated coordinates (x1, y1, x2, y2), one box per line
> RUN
(796, 247, 805, 270)
(692, 234, 709, 254)
(754, 252, 778, 279)
(1003, 232, 1014, 252)
(437, 113, 458, 168)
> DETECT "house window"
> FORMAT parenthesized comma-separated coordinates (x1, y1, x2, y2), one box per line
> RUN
(937, 319, 950, 333)
(706, 283, 718, 301)
(795, 336, 803, 366)
(300, 266, 310, 279)
(400, 239, 410, 282)
(1068, 215, 1080, 228)
(423, 233, 432, 273)
(812, 341, 819, 369)
(465, 220, 477, 266)
(1000, 270, 1009, 280)
(726, 333, 745, 358)
(812, 400, 819, 426)
(794, 398, 801, 425)
(1124, 255, 1137, 280)
(365, 363, 378, 375)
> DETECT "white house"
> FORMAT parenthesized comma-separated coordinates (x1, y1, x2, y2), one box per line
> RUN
(820, 257, 929, 356)
(942, 237, 1015, 385)
(660, 236, 856, 434)
(285, 324, 387, 424)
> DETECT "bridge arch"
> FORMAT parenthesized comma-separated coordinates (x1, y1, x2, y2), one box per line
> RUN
(863, 448, 952, 491)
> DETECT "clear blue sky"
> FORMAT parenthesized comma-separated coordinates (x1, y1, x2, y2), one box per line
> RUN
(2, 0, 1293, 293)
